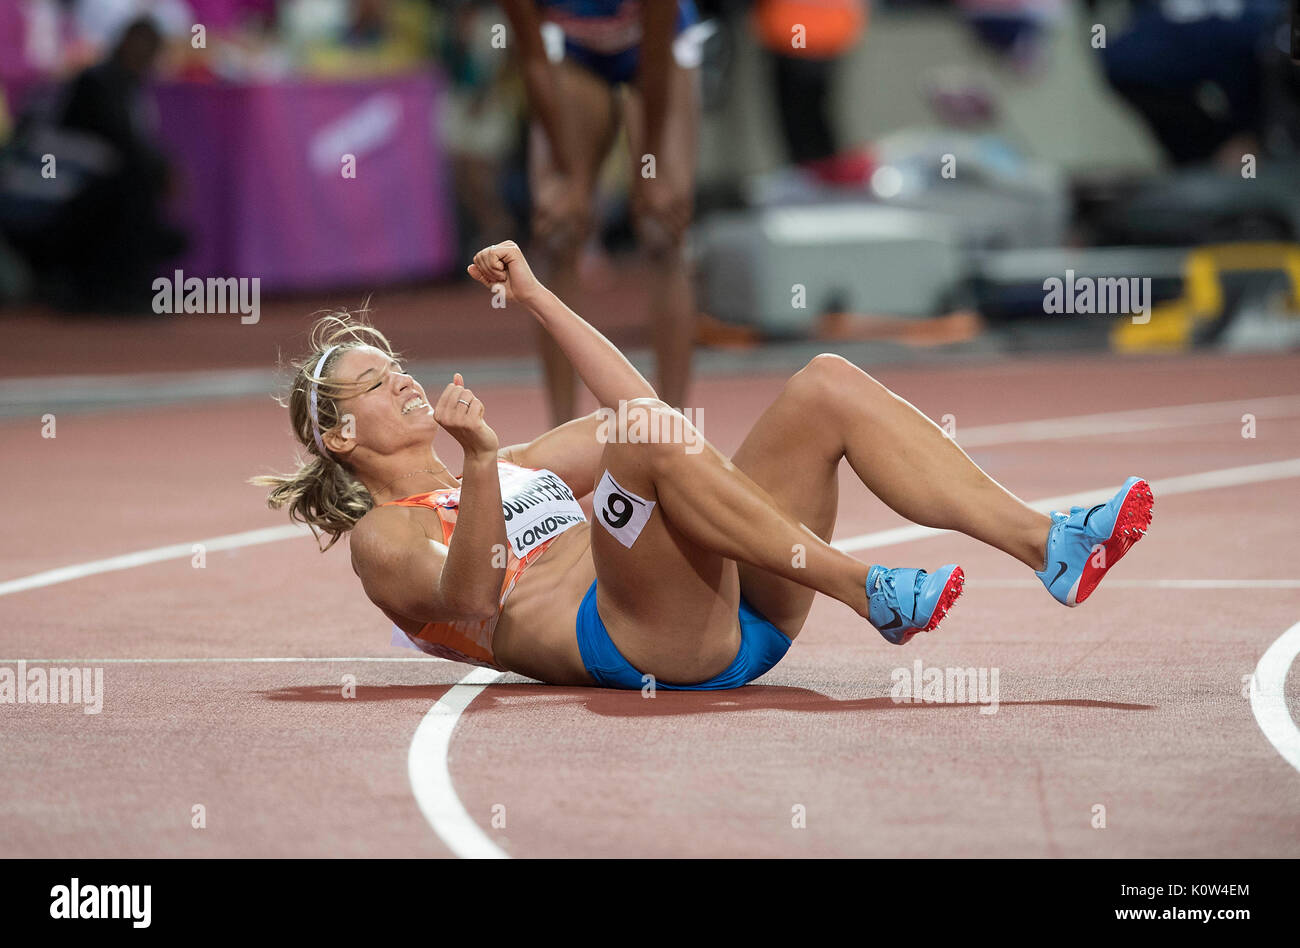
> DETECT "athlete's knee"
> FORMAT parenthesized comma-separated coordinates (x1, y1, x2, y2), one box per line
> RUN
(787, 353, 892, 421)
(625, 399, 685, 448)
(791, 353, 862, 396)
(600, 428, 678, 476)
(533, 221, 592, 264)
(599, 398, 695, 469)
(624, 396, 670, 414)
(634, 214, 686, 264)
(531, 202, 594, 263)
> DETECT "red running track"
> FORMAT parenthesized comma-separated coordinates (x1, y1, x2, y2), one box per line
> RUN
(1, 351, 1298, 857)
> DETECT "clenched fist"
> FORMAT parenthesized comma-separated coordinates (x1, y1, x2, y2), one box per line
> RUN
(434, 372, 498, 460)
(466, 240, 545, 307)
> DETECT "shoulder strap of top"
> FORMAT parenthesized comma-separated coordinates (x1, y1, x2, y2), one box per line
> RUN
(379, 487, 458, 509)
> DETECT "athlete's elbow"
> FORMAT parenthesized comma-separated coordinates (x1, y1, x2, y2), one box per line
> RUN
(460, 599, 500, 622)
(437, 587, 499, 622)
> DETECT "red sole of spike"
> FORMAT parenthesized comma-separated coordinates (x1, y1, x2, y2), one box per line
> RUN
(898, 566, 966, 645)
(1075, 480, 1155, 605)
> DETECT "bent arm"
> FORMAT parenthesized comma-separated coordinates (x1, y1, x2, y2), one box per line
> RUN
(438, 452, 508, 615)
(351, 457, 507, 621)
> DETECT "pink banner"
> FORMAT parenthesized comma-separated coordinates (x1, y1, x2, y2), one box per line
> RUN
(154, 72, 457, 291)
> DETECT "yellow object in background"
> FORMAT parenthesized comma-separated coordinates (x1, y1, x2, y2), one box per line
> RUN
(1111, 243, 1300, 352)
(299, 0, 432, 79)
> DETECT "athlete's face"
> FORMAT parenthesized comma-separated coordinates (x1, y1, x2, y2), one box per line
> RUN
(328, 346, 435, 455)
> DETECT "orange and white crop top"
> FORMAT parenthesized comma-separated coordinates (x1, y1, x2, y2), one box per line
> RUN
(381, 459, 587, 669)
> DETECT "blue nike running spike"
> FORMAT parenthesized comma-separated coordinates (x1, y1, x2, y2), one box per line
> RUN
(866, 564, 965, 645)
(1035, 476, 1154, 607)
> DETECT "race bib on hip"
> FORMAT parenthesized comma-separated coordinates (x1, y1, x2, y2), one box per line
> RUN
(594, 469, 656, 548)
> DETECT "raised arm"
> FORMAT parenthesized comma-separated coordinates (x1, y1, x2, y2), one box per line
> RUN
(467, 241, 657, 409)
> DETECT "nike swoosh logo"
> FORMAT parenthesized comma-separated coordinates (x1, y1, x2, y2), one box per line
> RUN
(1050, 560, 1070, 586)
(879, 607, 905, 631)
(1082, 504, 1106, 529)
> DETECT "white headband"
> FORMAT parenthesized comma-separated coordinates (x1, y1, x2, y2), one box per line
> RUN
(308, 345, 340, 456)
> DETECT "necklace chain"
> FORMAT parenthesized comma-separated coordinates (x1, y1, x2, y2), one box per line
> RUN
(371, 466, 455, 502)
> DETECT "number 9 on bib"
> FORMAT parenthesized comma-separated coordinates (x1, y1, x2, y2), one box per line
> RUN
(594, 469, 656, 548)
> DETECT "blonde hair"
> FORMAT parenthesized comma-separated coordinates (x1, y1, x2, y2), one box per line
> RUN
(251, 310, 402, 551)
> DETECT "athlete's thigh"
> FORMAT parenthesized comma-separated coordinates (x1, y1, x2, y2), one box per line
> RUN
(527, 60, 620, 238)
(728, 370, 843, 637)
(588, 438, 742, 684)
(620, 62, 700, 225)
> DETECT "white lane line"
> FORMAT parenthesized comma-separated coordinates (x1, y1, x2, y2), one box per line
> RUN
(9, 581, 1296, 661)
(409, 461, 1300, 858)
(833, 458, 1300, 552)
(827, 459, 1300, 781)
(2, 409, 1297, 856)
(954, 394, 1300, 448)
(1250, 621, 1300, 774)
(0, 524, 306, 597)
(407, 666, 508, 859)
(7, 455, 1289, 859)
(3, 397, 1296, 598)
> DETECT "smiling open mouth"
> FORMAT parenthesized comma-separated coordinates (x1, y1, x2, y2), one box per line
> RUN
(401, 397, 428, 415)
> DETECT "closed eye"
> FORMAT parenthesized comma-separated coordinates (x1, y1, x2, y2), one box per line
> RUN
(365, 365, 401, 392)
(358, 361, 403, 394)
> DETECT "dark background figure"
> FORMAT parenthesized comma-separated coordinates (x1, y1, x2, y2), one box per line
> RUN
(499, 0, 704, 424)
(1100, 0, 1291, 166)
(436, 0, 529, 261)
(11, 15, 185, 313)
(753, 0, 870, 184)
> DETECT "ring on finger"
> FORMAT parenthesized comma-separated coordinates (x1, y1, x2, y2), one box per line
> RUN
(457, 398, 472, 406)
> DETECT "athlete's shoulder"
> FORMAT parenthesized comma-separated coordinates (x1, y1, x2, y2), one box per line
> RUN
(349, 504, 426, 573)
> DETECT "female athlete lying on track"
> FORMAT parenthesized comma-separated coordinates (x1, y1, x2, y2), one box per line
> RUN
(255, 241, 1154, 690)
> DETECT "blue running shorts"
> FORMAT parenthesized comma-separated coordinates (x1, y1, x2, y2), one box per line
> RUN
(575, 579, 792, 690)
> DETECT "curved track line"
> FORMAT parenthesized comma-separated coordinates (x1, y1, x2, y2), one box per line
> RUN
(407, 666, 508, 858)
(3, 452, 1296, 855)
(1250, 622, 1300, 774)
(410, 459, 1300, 857)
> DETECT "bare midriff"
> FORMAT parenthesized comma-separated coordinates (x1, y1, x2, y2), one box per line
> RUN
(492, 521, 597, 686)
